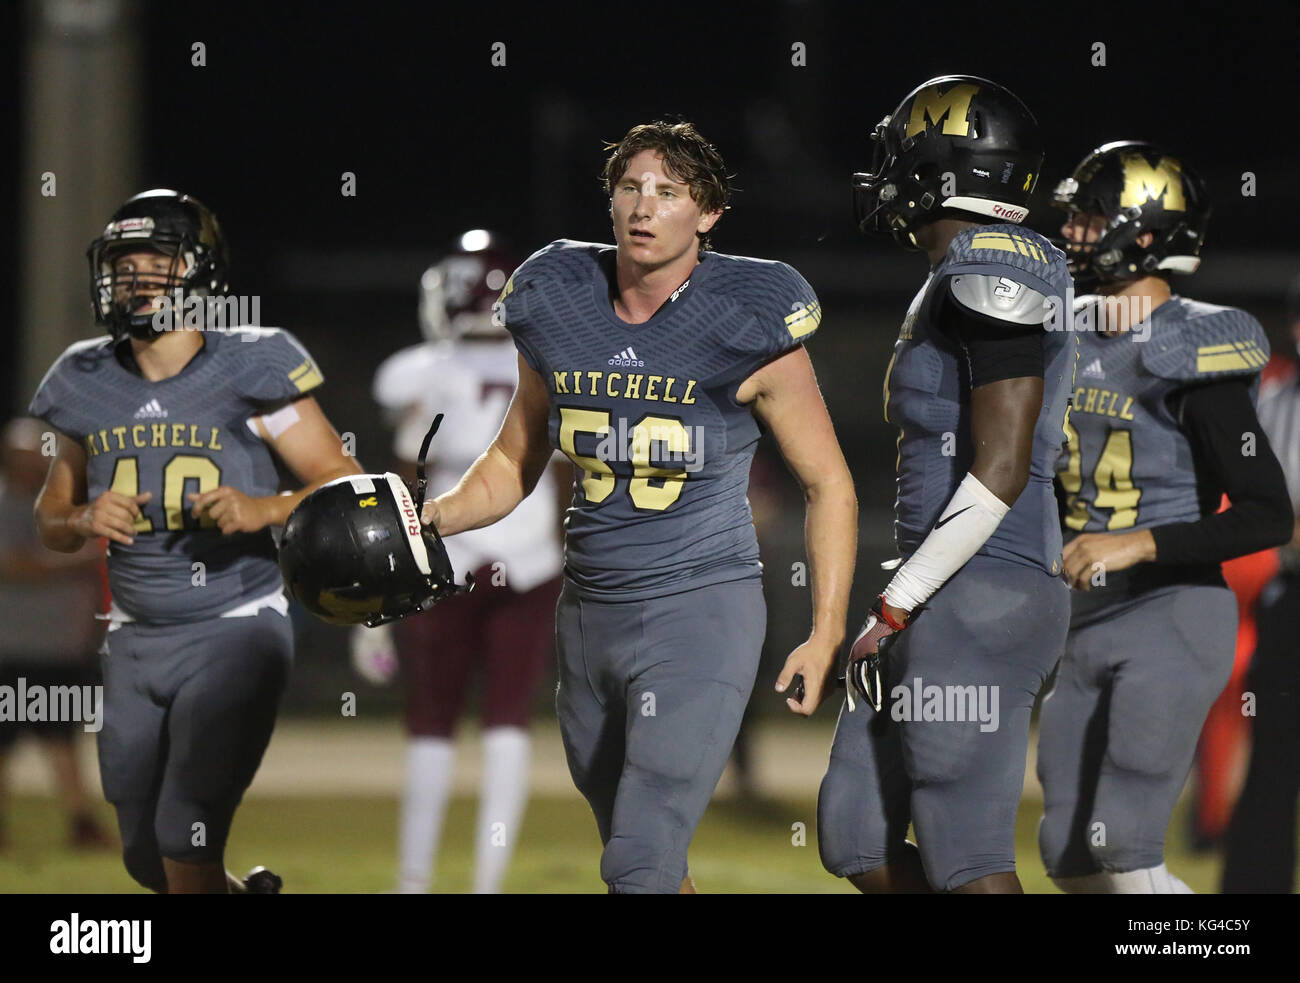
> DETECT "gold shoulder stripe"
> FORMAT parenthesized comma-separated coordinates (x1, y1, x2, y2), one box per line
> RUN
(1009, 235, 1047, 263)
(970, 232, 1018, 254)
(1197, 353, 1252, 372)
(785, 301, 822, 339)
(289, 359, 324, 392)
(970, 232, 1045, 263)
(1196, 341, 1267, 373)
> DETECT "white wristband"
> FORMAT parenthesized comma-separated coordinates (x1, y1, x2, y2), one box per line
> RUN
(885, 472, 1010, 612)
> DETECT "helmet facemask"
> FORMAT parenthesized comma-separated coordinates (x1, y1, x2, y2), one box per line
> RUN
(852, 116, 941, 249)
(87, 192, 229, 343)
(91, 240, 192, 341)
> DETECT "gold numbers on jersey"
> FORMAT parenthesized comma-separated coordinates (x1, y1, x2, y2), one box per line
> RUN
(108, 457, 154, 534)
(1059, 418, 1089, 531)
(558, 407, 690, 512)
(109, 454, 223, 532)
(628, 415, 689, 510)
(163, 456, 222, 530)
(1060, 424, 1141, 532)
(1093, 429, 1140, 529)
(559, 407, 616, 504)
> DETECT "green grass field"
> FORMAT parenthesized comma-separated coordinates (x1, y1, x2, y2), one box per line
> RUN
(0, 791, 1241, 894)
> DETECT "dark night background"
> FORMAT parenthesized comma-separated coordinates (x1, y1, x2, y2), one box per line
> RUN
(3, 0, 1297, 707)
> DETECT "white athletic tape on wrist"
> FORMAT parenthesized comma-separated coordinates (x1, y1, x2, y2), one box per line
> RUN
(884, 472, 1010, 612)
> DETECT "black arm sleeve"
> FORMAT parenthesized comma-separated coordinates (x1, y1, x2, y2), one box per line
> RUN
(939, 293, 1044, 388)
(1150, 378, 1294, 565)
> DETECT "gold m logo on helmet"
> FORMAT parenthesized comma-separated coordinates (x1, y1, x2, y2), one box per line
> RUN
(1120, 154, 1186, 211)
(906, 83, 980, 138)
(357, 496, 379, 508)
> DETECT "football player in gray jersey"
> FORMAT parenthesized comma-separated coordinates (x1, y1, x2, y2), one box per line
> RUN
(421, 121, 858, 893)
(30, 191, 362, 893)
(1037, 144, 1292, 892)
(819, 76, 1076, 894)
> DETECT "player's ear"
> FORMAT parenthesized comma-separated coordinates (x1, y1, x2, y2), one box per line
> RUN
(1136, 231, 1154, 248)
(697, 208, 722, 235)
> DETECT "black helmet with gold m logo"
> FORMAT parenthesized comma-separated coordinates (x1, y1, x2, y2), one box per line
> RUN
(852, 75, 1044, 249)
(1051, 141, 1210, 290)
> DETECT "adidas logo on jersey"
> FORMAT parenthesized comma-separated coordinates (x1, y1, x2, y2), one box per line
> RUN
(1081, 358, 1105, 380)
(608, 347, 644, 368)
(133, 398, 168, 419)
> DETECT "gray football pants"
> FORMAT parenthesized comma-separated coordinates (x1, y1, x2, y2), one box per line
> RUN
(555, 577, 766, 894)
(1037, 584, 1236, 877)
(819, 554, 1069, 891)
(98, 608, 293, 890)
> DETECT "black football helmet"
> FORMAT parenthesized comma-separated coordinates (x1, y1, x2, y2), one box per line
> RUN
(88, 189, 230, 342)
(852, 75, 1044, 248)
(1051, 141, 1210, 291)
(418, 230, 517, 341)
(280, 414, 470, 627)
(279, 470, 470, 627)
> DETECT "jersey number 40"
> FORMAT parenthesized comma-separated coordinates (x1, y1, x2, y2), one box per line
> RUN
(109, 455, 223, 532)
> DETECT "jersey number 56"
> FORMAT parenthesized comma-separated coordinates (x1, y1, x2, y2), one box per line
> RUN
(558, 407, 691, 512)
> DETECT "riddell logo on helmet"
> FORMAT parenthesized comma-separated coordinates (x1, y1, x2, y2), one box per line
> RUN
(991, 204, 1028, 221)
(394, 485, 420, 536)
(105, 217, 155, 237)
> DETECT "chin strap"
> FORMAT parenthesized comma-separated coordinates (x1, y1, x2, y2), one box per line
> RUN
(412, 413, 474, 601)
(414, 413, 442, 514)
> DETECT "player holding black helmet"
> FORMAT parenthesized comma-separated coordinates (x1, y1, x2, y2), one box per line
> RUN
(420, 120, 858, 894)
(820, 76, 1077, 893)
(1038, 143, 1290, 892)
(31, 189, 362, 894)
(279, 464, 469, 628)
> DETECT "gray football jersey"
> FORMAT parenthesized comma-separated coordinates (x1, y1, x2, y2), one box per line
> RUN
(497, 240, 821, 600)
(1058, 296, 1269, 535)
(885, 225, 1077, 575)
(29, 328, 324, 624)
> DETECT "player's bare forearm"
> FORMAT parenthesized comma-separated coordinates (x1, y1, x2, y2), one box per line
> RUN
(428, 352, 554, 535)
(258, 460, 364, 526)
(239, 396, 365, 528)
(33, 434, 111, 552)
(969, 375, 1041, 505)
(743, 346, 857, 649)
(802, 473, 857, 647)
(777, 471, 856, 715)
(431, 439, 541, 535)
